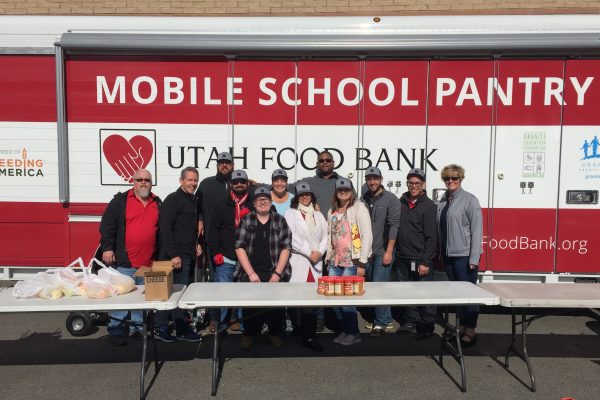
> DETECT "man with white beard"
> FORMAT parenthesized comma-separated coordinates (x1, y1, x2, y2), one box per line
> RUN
(99, 168, 162, 346)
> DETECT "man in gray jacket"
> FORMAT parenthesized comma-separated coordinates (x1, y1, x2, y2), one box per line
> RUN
(361, 167, 401, 336)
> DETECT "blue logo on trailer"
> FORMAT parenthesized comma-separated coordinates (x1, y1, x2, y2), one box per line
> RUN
(579, 135, 600, 180)
(580, 135, 600, 160)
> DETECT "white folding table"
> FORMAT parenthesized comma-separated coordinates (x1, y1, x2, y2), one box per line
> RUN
(479, 282, 600, 392)
(179, 281, 499, 395)
(0, 284, 186, 400)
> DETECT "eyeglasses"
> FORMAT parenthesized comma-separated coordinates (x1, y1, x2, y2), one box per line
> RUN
(337, 188, 352, 193)
(134, 178, 151, 183)
(318, 158, 333, 164)
(255, 198, 272, 203)
(407, 181, 423, 187)
(231, 179, 247, 185)
(443, 176, 460, 182)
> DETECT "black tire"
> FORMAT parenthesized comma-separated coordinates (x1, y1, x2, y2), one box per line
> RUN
(66, 312, 94, 337)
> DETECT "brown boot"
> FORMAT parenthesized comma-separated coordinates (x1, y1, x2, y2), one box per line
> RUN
(240, 335, 254, 350)
(269, 335, 283, 349)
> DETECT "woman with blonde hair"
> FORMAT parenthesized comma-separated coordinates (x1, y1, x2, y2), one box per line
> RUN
(436, 164, 483, 347)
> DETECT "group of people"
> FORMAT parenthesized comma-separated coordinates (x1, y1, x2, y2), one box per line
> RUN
(99, 150, 483, 351)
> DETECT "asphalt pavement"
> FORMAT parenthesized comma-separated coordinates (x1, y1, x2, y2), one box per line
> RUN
(0, 307, 599, 400)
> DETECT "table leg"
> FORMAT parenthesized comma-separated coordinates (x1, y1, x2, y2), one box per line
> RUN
(504, 309, 536, 392)
(139, 310, 159, 400)
(438, 309, 467, 392)
(211, 311, 224, 396)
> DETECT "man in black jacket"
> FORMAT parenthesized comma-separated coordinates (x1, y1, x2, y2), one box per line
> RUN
(207, 169, 253, 331)
(153, 166, 203, 342)
(99, 168, 161, 346)
(395, 168, 438, 340)
(197, 151, 234, 240)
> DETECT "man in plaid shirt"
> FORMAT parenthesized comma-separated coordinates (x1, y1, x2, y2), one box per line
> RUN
(235, 185, 292, 350)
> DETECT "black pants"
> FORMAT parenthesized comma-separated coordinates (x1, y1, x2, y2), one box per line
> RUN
(243, 308, 285, 337)
(395, 258, 436, 332)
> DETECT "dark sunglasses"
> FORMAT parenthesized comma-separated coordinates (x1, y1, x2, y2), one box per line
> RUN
(231, 179, 247, 185)
(318, 158, 333, 164)
(443, 176, 460, 182)
(134, 178, 151, 183)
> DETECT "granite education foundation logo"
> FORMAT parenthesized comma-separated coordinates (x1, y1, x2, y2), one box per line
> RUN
(100, 129, 156, 185)
(579, 134, 600, 180)
(522, 132, 545, 178)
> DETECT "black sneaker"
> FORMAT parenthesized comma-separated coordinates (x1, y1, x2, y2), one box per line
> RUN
(370, 326, 385, 336)
(153, 327, 176, 343)
(108, 334, 127, 347)
(302, 337, 324, 352)
(177, 330, 203, 343)
(396, 321, 416, 334)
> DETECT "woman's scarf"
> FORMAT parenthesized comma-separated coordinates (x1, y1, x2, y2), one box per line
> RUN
(298, 203, 316, 235)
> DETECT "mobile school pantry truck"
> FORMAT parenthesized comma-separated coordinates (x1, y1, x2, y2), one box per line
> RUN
(0, 15, 599, 282)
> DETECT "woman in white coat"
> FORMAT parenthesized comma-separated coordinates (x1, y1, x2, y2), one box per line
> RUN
(284, 181, 328, 351)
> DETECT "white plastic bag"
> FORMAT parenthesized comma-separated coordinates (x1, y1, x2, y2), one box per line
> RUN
(36, 271, 64, 299)
(97, 265, 135, 295)
(77, 260, 118, 299)
(12, 273, 48, 298)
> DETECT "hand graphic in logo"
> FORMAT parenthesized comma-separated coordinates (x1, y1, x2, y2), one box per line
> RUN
(102, 134, 153, 183)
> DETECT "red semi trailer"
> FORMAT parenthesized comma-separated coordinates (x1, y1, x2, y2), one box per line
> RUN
(0, 15, 599, 282)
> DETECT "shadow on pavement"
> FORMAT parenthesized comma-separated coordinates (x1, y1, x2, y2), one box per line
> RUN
(196, 331, 600, 360)
(1, 330, 599, 366)
(0, 330, 200, 365)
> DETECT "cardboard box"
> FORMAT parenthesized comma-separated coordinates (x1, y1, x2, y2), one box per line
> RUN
(134, 261, 173, 301)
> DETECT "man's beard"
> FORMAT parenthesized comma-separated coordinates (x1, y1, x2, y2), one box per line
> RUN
(219, 169, 233, 180)
(139, 187, 150, 199)
(232, 187, 247, 196)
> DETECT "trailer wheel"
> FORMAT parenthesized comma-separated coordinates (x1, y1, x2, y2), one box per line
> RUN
(66, 312, 94, 337)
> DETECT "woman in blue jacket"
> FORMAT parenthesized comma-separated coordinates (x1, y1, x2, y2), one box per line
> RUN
(437, 164, 483, 347)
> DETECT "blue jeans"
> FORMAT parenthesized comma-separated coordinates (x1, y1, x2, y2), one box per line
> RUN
(365, 254, 393, 327)
(213, 261, 242, 329)
(107, 265, 145, 336)
(328, 264, 359, 335)
(444, 256, 479, 329)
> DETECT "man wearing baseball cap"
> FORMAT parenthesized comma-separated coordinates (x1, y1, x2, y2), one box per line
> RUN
(197, 151, 234, 240)
(395, 168, 438, 340)
(361, 167, 401, 336)
(235, 185, 292, 349)
(206, 169, 252, 332)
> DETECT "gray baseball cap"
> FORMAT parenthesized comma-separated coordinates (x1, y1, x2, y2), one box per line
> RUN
(231, 170, 248, 181)
(295, 181, 312, 195)
(335, 178, 353, 190)
(365, 166, 382, 178)
(271, 169, 288, 180)
(407, 168, 426, 181)
(217, 152, 233, 162)
(253, 185, 272, 200)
